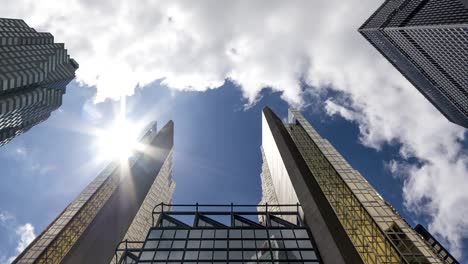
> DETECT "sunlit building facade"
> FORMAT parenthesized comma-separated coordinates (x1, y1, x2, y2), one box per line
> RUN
(260, 107, 448, 264)
(0, 18, 78, 146)
(13, 121, 176, 264)
(116, 204, 322, 264)
(359, 0, 468, 128)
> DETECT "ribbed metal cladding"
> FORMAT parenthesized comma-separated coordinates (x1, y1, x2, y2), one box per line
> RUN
(359, 0, 468, 128)
(0, 18, 78, 146)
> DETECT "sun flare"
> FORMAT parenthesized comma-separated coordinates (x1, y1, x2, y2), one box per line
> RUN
(95, 118, 141, 161)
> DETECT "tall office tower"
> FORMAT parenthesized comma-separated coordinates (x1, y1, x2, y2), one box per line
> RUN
(115, 204, 322, 264)
(13, 121, 176, 264)
(0, 18, 79, 146)
(260, 107, 452, 264)
(359, 0, 468, 128)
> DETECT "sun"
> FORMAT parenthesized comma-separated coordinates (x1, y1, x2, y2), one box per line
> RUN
(95, 118, 141, 161)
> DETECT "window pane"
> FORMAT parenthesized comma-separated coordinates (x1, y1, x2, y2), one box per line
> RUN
(201, 240, 214, 248)
(243, 251, 257, 260)
(144, 240, 158, 249)
(158, 240, 172, 248)
(184, 251, 199, 260)
(229, 251, 242, 260)
(199, 251, 213, 260)
(242, 240, 255, 249)
(255, 230, 267, 239)
(229, 240, 242, 248)
(269, 230, 281, 239)
(287, 250, 301, 260)
(187, 240, 200, 248)
(149, 230, 162, 239)
(154, 251, 169, 260)
(301, 250, 318, 260)
(281, 230, 294, 238)
(213, 251, 227, 260)
(162, 230, 175, 239)
(202, 229, 215, 239)
(297, 240, 313, 249)
(175, 230, 188, 239)
(215, 240, 227, 248)
(230, 230, 241, 239)
(285, 240, 298, 248)
(242, 230, 254, 239)
(140, 251, 154, 261)
(294, 229, 309, 239)
(172, 240, 186, 248)
(169, 251, 183, 260)
(189, 230, 202, 238)
(215, 229, 227, 238)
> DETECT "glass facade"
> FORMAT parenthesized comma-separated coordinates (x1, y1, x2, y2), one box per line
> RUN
(14, 121, 175, 264)
(359, 0, 468, 128)
(0, 18, 79, 146)
(116, 204, 321, 264)
(260, 108, 445, 264)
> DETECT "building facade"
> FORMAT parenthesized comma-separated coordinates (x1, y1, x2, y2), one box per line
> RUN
(116, 204, 322, 264)
(359, 0, 468, 128)
(260, 107, 450, 264)
(414, 225, 460, 264)
(13, 121, 176, 264)
(0, 18, 78, 146)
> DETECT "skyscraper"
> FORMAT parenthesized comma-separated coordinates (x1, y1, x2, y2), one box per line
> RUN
(260, 107, 451, 264)
(0, 18, 79, 146)
(359, 0, 468, 128)
(13, 121, 176, 264)
(115, 204, 322, 264)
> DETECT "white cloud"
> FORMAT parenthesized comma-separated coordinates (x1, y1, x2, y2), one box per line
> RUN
(14, 224, 36, 253)
(1, 0, 467, 259)
(3, 224, 36, 264)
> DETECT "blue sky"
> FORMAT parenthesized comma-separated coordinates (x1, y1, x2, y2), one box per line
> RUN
(1, 0, 467, 262)
(2, 81, 465, 262)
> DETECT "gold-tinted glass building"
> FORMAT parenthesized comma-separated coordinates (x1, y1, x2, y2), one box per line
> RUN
(13, 121, 176, 264)
(260, 107, 450, 264)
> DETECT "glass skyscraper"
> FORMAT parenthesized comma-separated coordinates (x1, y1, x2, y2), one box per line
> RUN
(116, 204, 322, 264)
(0, 18, 78, 146)
(359, 0, 468, 128)
(260, 107, 452, 264)
(13, 121, 176, 264)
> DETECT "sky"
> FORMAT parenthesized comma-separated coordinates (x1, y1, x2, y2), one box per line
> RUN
(0, 0, 467, 263)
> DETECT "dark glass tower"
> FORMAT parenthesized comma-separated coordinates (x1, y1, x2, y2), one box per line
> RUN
(0, 18, 79, 146)
(359, 0, 468, 128)
(115, 204, 322, 264)
(13, 121, 176, 264)
(260, 107, 450, 264)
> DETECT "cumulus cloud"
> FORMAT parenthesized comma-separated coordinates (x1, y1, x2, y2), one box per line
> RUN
(14, 224, 36, 254)
(0, 212, 36, 264)
(1, 0, 467, 259)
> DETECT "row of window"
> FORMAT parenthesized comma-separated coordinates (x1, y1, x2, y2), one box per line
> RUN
(138, 249, 318, 262)
(148, 229, 310, 240)
(143, 239, 314, 250)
